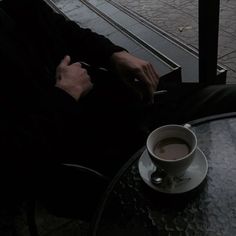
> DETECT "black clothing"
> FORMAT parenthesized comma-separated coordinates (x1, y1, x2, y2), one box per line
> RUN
(0, 0, 130, 188)
(0, 0, 124, 112)
(0, 0, 236, 193)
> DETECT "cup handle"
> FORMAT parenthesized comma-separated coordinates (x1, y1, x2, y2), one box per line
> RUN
(183, 123, 191, 129)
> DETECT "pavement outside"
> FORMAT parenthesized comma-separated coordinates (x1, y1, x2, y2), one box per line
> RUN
(115, 0, 236, 83)
(0, 0, 236, 236)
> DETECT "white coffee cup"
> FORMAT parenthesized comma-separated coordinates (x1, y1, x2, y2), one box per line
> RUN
(146, 124, 197, 176)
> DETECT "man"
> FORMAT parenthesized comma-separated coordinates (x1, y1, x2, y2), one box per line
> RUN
(0, 0, 159, 177)
(0, 0, 162, 222)
(0, 0, 236, 193)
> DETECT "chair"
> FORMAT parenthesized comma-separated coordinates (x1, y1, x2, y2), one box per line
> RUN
(26, 163, 109, 236)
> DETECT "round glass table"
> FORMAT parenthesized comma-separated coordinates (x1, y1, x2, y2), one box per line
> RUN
(90, 113, 236, 236)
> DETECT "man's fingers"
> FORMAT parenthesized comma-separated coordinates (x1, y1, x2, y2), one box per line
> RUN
(59, 55, 71, 68)
(143, 63, 159, 91)
(148, 63, 159, 88)
(135, 71, 154, 102)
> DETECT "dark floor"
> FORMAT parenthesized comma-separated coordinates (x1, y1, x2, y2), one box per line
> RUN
(1, 0, 236, 235)
(0, 200, 89, 236)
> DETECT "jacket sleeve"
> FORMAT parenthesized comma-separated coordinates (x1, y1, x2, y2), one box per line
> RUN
(1, 0, 126, 68)
(36, 0, 126, 68)
(0, 50, 81, 168)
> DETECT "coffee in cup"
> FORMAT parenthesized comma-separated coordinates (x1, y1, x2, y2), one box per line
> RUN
(153, 137, 191, 161)
(146, 124, 197, 176)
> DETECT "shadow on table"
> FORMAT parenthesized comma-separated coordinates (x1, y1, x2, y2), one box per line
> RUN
(141, 177, 208, 210)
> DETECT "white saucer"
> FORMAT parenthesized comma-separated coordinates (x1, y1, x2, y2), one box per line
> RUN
(138, 147, 208, 194)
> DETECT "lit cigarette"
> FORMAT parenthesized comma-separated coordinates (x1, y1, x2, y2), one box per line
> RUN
(153, 90, 168, 96)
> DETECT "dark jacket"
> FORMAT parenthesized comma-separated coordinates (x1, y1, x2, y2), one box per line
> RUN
(0, 0, 124, 110)
(0, 0, 124, 177)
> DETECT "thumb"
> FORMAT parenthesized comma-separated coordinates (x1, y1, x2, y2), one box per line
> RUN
(59, 55, 71, 67)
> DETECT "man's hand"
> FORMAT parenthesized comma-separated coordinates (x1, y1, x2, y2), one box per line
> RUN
(55, 55, 93, 100)
(111, 51, 159, 103)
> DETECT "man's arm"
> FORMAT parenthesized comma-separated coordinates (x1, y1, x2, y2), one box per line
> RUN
(1, 0, 159, 103)
(0, 51, 91, 170)
(1, 0, 126, 69)
(37, 0, 126, 69)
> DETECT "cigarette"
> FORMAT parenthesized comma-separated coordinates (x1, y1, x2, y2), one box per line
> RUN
(153, 90, 168, 96)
